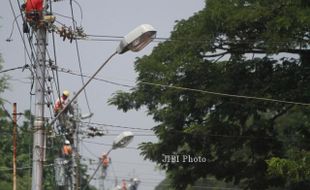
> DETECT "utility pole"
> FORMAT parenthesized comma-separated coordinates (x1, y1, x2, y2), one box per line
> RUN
(99, 158, 105, 190)
(31, 1, 47, 189)
(72, 98, 81, 190)
(13, 103, 17, 190)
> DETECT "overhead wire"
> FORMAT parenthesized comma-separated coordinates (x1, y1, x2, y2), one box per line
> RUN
(56, 65, 133, 88)
(72, 0, 83, 25)
(0, 66, 26, 74)
(56, 65, 310, 107)
(11, 0, 65, 123)
(48, 0, 62, 101)
(82, 33, 309, 47)
(3, 125, 308, 141)
(69, 0, 92, 114)
(81, 141, 99, 158)
(8, 0, 35, 69)
(52, 12, 78, 25)
(8, 78, 31, 84)
(6, 14, 22, 42)
(10, 0, 50, 103)
(81, 121, 153, 131)
(81, 139, 138, 150)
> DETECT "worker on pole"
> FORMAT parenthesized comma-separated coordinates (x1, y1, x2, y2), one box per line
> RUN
(62, 140, 73, 159)
(54, 90, 75, 137)
(101, 153, 110, 179)
(25, 0, 44, 19)
(54, 90, 70, 115)
(21, 0, 44, 32)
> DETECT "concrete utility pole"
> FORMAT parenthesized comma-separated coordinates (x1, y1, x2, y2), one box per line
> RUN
(31, 1, 47, 189)
(72, 99, 81, 190)
(13, 103, 17, 190)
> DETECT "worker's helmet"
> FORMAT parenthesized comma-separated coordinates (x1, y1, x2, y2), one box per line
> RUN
(63, 90, 70, 97)
(65, 140, 70, 145)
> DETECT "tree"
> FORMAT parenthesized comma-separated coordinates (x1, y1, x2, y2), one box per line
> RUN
(109, 0, 310, 189)
(0, 52, 11, 189)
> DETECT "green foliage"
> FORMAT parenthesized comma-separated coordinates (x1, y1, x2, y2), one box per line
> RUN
(110, 0, 310, 189)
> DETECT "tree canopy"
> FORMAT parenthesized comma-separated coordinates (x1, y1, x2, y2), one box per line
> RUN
(109, 0, 310, 189)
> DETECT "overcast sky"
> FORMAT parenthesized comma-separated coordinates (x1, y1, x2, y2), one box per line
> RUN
(1, 1, 205, 189)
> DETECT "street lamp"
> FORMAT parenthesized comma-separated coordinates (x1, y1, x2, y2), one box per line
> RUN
(82, 131, 135, 190)
(117, 24, 156, 54)
(50, 24, 157, 126)
(110, 131, 134, 152)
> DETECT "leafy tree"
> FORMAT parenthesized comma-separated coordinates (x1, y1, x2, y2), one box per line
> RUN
(109, 0, 310, 189)
(0, 52, 12, 189)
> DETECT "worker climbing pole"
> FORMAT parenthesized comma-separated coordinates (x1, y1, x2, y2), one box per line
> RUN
(54, 90, 75, 142)
(22, 0, 55, 33)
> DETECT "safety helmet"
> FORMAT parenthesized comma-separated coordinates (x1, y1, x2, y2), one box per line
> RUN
(63, 90, 70, 97)
(65, 140, 70, 145)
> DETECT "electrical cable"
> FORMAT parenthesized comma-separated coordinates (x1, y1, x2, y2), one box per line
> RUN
(80, 121, 152, 131)
(72, 0, 83, 25)
(56, 65, 133, 88)
(83, 33, 309, 46)
(81, 142, 99, 158)
(10, 0, 49, 100)
(11, 0, 64, 121)
(51, 35, 62, 100)
(0, 66, 25, 74)
(80, 140, 138, 150)
(57, 65, 310, 107)
(49, 0, 62, 101)
(69, 0, 92, 114)
(6, 14, 22, 42)
(8, 0, 35, 69)
(52, 12, 78, 26)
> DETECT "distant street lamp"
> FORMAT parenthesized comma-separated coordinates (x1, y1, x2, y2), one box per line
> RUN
(80, 113, 94, 120)
(50, 24, 157, 126)
(82, 131, 135, 190)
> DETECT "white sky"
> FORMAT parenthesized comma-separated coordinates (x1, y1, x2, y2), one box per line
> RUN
(0, 0, 205, 189)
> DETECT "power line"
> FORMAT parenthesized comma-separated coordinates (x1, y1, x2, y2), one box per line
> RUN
(80, 139, 138, 150)
(56, 65, 310, 107)
(72, 0, 83, 25)
(9, 0, 52, 103)
(0, 66, 26, 74)
(82, 33, 310, 47)
(69, 0, 92, 114)
(80, 121, 152, 131)
(49, 0, 62, 103)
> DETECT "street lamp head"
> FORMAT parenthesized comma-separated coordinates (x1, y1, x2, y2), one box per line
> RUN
(112, 131, 134, 149)
(116, 24, 157, 54)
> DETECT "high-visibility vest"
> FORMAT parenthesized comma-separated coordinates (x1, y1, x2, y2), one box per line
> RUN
(63, 145, 72, 156)
(54, 96, 67, 113)
(102, 157, 110, 167)
(25, 0, 43, 13)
